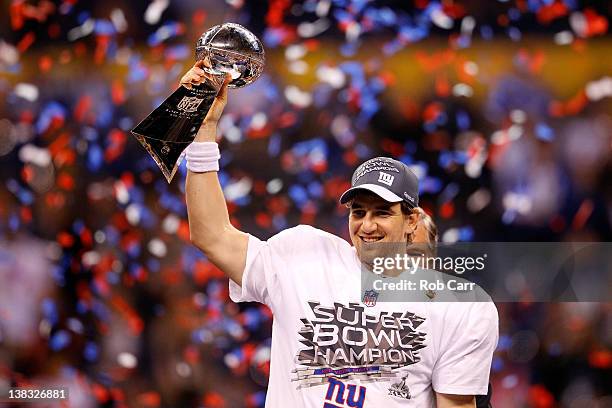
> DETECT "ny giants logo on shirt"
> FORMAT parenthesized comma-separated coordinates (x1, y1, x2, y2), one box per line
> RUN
(323, 378, 366, 408)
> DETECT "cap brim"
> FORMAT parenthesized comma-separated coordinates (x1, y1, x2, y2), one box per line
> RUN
(339, 184, 404, 204)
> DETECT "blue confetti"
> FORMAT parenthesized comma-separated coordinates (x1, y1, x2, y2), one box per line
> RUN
(50, 330, 71, 351)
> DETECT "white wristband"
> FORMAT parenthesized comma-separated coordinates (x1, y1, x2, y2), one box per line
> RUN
(185, 142, 220, 173)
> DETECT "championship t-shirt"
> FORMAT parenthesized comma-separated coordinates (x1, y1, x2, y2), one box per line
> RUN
(229, 225, 498, 408)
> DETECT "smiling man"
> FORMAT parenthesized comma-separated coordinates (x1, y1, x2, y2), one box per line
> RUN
(182, 64, 498, 408)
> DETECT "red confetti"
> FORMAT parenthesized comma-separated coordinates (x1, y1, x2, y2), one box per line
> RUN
(57, 173, 75, 191)
(440, 201, 454, 219)
(57, 231, 74, 247)
(528, 384, 555, 408)
(422, 102, 444, 124)
(588, 349, 612, 369)
(91, 383, 110, 403)
(536, 1, 569, 25)
(435, 74, 451, 97)
(110, 295, 144, 335)
(192, 9, 207, 26)
(39, 55, 53, 73)
(572, 199, 593, 230)
(582, 9, 608, 37)
(105, 129, 127, 163)
(266, 0, 291, 27)
(255, 212, 272, 228)
(74, 96, 92, 122)
(138, 391, 161, 407)
(111, 80, 125, 105)
(17, 32, 35, 53)
(202, 392, 226, 408)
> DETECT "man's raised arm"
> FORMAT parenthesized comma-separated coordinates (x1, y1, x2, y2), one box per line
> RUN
(182, 62, 249, 286)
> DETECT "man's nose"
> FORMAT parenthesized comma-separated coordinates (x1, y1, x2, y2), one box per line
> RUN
(361, 213, 377, 233)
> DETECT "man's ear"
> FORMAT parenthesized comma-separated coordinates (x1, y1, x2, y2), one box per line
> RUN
(403, 210, 419, 238)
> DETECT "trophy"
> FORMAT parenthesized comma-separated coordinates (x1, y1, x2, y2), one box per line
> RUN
(131, 23, 265, 182)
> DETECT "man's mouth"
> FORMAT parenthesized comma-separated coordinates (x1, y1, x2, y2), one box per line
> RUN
(360, 236, 383, 243)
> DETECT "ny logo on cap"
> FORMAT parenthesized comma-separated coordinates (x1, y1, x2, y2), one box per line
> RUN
(378, 172, 395, 186)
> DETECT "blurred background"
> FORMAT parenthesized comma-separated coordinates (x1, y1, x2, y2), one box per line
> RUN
(0, 0, 611, 407)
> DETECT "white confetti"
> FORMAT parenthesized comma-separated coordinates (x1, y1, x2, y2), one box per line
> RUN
(125, 203, 141, 225)
(224, 177, 253, 202)
(82, 251, 101, 267)
(297, 19, 330, 38)
(148, 238, 167, 257)
(266, 179, 283, 194)
(288, 60, 308, 75)
(503, 192, 532, 214)
(507, 124, 523, 141)
(285, 44, 307, 61)
(554, 30, 574, 45)
(14, 83, 39, 102)
(224, 126, 242, 143)
(315, 0, 331, 17)
(18, 144, 51, 167)
(162, 214, 179, 234)
(144, 0, 169, 25)
(110, 9, 128, 33)
(0, 40, 19, 65)
(67, 19, 94, 41)
(114, 181, 129, 204)
(467, 189, 491, 213)
(461, 16, 476, 35)
(67, 318, 84, 334)
(250, 112, 267, 130)
(117, 352, 137, 369)
(569, 12, 587, 38)
(463, 61, 479, 76)
(452, 83, 473, 97)
(94, 230, 106, 243)
(176, 362, 191, 377)
(284, 86, 312, 108)
(442, 228, 459, 243)
(585, 76, 612, 102)
(346, 21, 361, 42)
(317, 66, 346, 88)
(431, 8, 454, 30)
(510, 109, 527, 124)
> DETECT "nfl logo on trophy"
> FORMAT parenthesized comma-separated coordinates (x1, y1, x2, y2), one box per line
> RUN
(177, 96, 204, 113)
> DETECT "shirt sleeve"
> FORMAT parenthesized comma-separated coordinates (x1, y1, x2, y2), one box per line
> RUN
(228, 233, 273, 305)
(228, 225, 314, 308)
(431, 302, 499, 396)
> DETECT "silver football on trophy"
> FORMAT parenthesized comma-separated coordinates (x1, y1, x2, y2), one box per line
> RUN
(195, 23, 265, 89)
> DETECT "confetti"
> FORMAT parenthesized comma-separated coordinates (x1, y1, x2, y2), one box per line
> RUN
(0, 2, 609, 407)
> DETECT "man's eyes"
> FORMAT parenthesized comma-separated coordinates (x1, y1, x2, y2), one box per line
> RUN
(351, 210, 392, 217)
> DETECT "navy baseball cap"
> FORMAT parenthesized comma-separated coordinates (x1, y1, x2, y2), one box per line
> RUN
(340, 157, 419, 207)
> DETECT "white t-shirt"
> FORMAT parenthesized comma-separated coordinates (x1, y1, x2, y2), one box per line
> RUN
(229, 225, 498, 408)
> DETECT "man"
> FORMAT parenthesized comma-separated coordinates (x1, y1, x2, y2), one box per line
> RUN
(182, 63, 498, 407)
(411, 211, 493, 408)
